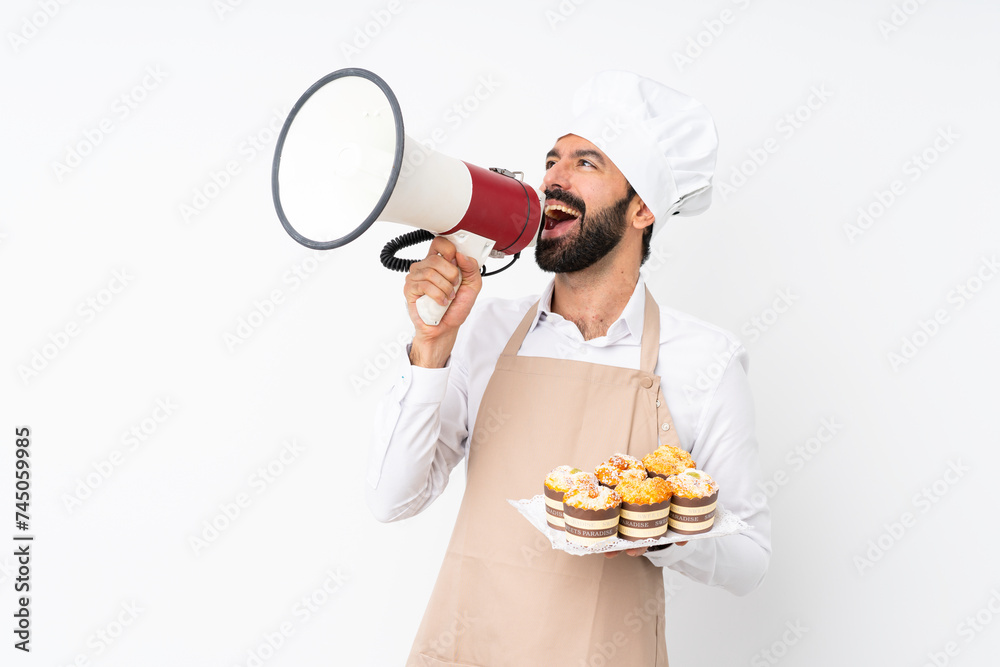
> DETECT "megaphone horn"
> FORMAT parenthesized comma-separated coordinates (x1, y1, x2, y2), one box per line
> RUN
(271, 68, 542, 326)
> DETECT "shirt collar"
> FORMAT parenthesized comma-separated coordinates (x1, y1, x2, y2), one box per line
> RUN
(530, 275, 647, 345)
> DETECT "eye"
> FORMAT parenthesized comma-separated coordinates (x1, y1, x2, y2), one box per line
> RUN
(545, 159, 556, 169)
(580, 159, 595, 169)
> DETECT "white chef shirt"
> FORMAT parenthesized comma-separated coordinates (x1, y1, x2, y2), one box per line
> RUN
(366, 275, 771, 596)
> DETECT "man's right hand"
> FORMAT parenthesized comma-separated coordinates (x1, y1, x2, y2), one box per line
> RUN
(403, 236, 483, 368)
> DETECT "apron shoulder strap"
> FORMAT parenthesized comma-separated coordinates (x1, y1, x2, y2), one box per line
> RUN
(499, 286, 660, 370)
(639, 286, 660, 375)
(500, 300, 540, 358)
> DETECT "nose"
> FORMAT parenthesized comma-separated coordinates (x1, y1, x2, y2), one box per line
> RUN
(541, 160, 570, 193)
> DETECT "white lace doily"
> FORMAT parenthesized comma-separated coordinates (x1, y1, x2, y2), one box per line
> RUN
(507, 494, 749, 556)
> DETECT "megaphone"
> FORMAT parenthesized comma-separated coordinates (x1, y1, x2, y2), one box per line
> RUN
(271, 68, 542, 326)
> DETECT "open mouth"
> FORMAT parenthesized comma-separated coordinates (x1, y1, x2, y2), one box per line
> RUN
(543, 202, 582, 237)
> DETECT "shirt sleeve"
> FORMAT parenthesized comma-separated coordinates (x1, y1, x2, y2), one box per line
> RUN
(643, 345, 771, 596)
(364, 343, 472, 523)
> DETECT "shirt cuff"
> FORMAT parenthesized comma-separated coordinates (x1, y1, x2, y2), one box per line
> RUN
(398, 343, 452, 406)
(643, 541, 693, 568)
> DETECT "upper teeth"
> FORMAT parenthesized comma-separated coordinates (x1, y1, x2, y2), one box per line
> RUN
(545, 203, 580, 217)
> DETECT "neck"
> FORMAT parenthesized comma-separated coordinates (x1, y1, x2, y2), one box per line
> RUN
(551, 254, 640, 340)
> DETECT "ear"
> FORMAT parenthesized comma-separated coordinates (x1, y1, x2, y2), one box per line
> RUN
(630, 196, 656, 232)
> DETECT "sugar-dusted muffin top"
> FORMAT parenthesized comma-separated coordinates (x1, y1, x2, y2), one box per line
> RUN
(545, 466, 598, 493)
(668, 469, 719, 499)
(615, 476, 673, 505)
(642, 444, 696, 477)
(563, 483, 622, 511)
(617, 468, 648, 486)
(594, 453, 646, 486)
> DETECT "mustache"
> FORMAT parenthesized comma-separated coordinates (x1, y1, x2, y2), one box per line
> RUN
(544, 189, 587, 218)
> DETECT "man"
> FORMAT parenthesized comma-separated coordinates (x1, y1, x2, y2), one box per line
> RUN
(366, 71, 770, 665)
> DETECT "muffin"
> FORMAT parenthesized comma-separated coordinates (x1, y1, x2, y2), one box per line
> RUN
(642, 444, 696, 480)
(594, 453, 646, 488)
(666, 469, 719, 535)
(614, 476, 673, 541)
(617, 468, 648, 486)
(543, 466, 597, 531)
(562, 484, 622, 546)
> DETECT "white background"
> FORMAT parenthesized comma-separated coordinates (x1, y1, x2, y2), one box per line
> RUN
(3, 1, 999, 665)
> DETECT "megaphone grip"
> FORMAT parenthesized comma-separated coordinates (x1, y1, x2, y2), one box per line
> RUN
(412, 230, 491, 326)
(415, 295, 449, 327)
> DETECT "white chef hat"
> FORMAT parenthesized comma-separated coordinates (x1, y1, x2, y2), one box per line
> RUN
(561, 70, 719, 233)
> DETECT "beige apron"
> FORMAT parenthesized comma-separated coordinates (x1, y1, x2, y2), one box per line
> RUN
(409, 287, 682, 666)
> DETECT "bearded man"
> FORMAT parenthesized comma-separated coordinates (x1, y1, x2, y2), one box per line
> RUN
(366, 71, 771, 666)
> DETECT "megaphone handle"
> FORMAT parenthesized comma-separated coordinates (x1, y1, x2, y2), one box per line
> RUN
(415, 231, 495, 326)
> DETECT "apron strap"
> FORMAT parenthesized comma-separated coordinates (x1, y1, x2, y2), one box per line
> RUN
(639, 286, 660, 375)
(500, 285, 661, 371)
(639, 287, 681, 448)
(500, 300, 540, 358)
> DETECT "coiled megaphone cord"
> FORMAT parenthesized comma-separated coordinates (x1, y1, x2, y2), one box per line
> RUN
(379, 231, 521, 276)
(380, 230, 436, 273)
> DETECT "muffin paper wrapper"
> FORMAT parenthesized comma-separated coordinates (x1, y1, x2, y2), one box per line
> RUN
(618, 499, 672, 541)
(543, 485, 565, 530)
(563, 504, 621, 546)
(508, 494, 748, 556)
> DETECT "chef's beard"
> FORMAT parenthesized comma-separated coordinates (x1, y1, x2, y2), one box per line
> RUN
(534, 189, 633, 274)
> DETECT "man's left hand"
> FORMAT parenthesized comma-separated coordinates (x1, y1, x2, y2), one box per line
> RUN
(604, 540, 688, 558)
(605, 547, 647, 558)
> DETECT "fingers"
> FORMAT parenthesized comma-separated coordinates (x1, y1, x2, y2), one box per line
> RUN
(404, 237, 462, 308)
(402, 235, 484, 335)
(604, 547, 648, 558)
(426, 235, 459, 262)
(454, 249, 484, 290)
(405, 254, 461, 307)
